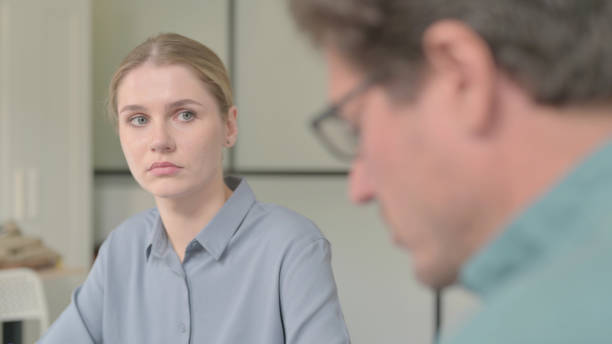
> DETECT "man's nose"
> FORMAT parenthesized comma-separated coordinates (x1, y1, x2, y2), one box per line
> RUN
(348, 158, 375, 204)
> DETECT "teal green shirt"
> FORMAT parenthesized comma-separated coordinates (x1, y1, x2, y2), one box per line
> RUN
(443, 140, 612, 344)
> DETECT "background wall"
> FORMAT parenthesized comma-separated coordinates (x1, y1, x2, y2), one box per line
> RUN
(1, 0, 92, 342)
(92, 1, 479, 343)
(0, 0, 92, 268)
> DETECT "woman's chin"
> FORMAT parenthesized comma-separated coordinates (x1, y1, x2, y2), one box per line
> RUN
(144, 184, 190, 200)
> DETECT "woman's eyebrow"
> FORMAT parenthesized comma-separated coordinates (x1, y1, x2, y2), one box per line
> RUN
(119, 99, 204, 115)
(119, 104, 147, 115)
(165, 99, 204, 111)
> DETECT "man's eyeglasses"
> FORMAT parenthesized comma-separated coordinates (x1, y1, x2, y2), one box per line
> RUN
(310, 77, 377, 161)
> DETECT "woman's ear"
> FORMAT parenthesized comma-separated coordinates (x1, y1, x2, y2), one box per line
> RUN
(224, 106, 238, 147)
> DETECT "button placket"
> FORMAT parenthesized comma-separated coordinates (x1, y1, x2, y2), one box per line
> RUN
(180, 274, 192, 341)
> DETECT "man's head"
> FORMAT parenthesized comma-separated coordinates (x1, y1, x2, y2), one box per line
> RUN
(292, 0, 612, 105)
(291, 0, 612, 287)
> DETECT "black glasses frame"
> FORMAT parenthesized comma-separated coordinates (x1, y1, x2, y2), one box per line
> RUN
(310, 77, 378, 161)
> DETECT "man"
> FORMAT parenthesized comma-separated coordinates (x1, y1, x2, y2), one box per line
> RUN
(290, 0, 612, 342)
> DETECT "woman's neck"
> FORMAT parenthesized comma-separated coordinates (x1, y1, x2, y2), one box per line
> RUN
(155, 177, 233, 262)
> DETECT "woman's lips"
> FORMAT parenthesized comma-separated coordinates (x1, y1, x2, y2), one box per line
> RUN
(148, 162, 182, 176)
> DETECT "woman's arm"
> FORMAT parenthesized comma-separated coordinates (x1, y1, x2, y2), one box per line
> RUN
(280, 237, 351, 344)
(38, 235, 110, 343)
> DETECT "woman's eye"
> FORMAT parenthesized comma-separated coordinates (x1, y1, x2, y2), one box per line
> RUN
(177, 111, 195, 121)
(129, 116, 148, 126)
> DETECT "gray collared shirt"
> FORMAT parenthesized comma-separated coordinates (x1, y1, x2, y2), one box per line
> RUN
(40, 177, 350, 343)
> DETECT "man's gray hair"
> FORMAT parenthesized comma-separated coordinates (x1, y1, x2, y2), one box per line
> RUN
(291, 0, 612, 105)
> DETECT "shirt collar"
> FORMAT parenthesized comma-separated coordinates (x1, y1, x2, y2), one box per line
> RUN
(143, 209, 167, 260)
(460, 138, 612, 298)
(145, 176, 256, 261)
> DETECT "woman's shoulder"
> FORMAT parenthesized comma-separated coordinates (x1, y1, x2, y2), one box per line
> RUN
(245, 201, 325, 244)
(101, 208, 160, 251)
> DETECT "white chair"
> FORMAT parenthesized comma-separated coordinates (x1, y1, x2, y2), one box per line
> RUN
(0, 268, 49, 337)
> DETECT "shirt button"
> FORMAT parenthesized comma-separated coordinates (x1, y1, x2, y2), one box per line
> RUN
(179, 323, 187, 333)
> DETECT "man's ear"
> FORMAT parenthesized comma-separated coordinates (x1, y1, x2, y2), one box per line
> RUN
(224, 106, 238, 147)
(422, 19, 497, 134)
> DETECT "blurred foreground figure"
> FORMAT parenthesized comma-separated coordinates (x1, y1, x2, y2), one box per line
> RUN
(290, 0, 612, 342)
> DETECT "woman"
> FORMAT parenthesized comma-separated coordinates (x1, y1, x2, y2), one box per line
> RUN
(41, 33, 350, 343)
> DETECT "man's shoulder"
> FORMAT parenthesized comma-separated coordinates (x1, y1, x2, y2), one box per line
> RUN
(445, 235, 612, 344)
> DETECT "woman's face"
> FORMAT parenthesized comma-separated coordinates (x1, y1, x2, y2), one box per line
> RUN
(116, 62, 236, 200)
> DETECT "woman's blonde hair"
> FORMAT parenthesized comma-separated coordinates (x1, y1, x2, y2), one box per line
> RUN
(107, 33, 233, 123)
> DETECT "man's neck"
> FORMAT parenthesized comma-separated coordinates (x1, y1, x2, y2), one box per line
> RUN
(483, 102, 612, 247)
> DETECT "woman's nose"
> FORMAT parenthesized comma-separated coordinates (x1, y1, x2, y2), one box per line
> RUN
(149, 123, 176, 153)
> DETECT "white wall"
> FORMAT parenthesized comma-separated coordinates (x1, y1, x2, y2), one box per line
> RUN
(442, 287, 481, 339)
(234, 1, 347, 170)
(0, 0, 8, 224)
(0, 0, 92, 268)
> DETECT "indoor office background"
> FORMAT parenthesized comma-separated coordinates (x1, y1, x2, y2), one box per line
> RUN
(0, 0, 478, 343)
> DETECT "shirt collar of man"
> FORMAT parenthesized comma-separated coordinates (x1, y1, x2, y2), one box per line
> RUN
(144, 176, 257, 261)
(460, 138, 612, 299)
